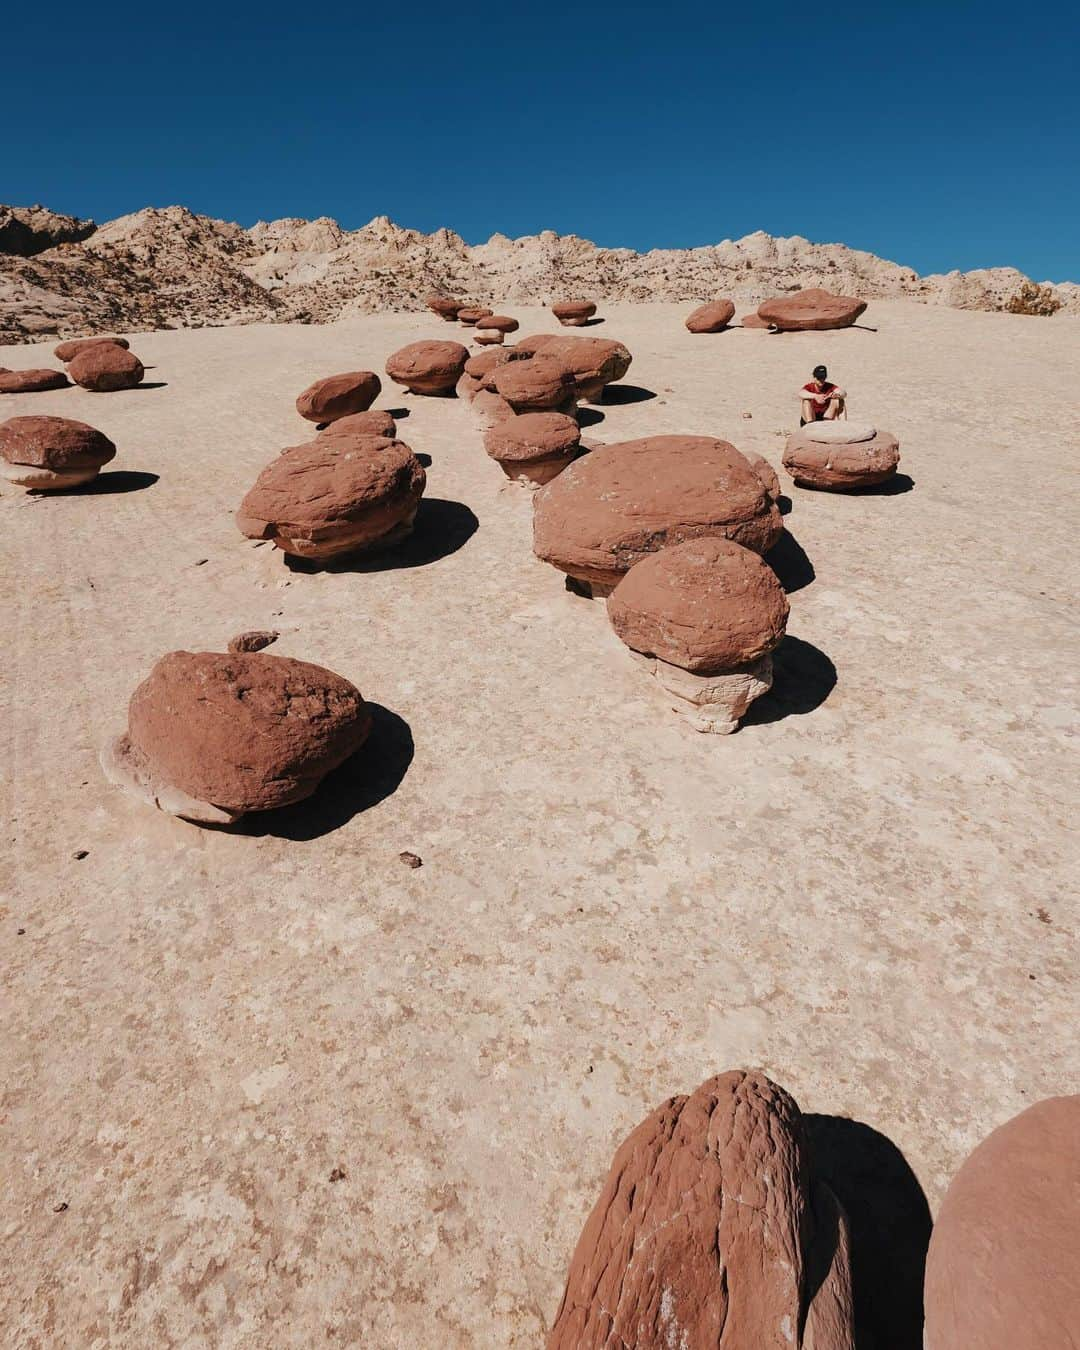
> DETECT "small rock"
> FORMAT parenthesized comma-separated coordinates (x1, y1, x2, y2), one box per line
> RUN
(53, 1202, 68, 1213)
(329, 1167, 347, 1183)
(72, 849, 89, 860)
(399, 851, 423, 869)
(228, 630, 280, 654)
(742, 411, 753, 419)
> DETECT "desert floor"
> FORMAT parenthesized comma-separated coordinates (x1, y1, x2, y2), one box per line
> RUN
(2, 301, 1077, 1347)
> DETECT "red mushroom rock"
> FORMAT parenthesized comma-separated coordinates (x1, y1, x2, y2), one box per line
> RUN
(924, 1095, 1080, 1350)
(0, 368, 70, 394)
(67, 344, 144, 391)
(425, 293, 463, 321)
(100, 650, 371, 824)
(756, 288, 867, 331)
(782, 423, 900, 491)
(54, 336, 130, 362)
(236, 435, 426, 560)
(551, 300, 597, 326)
(548, 1069, 855, 1349)
(316, 408, 397, 439)
(0, 414, 116, 490)
(385, 340, 469, 395)
(295, 371, 381, 423)
(460, 346, 516, 398)
(483, 412, 580, 487)
(457, 307, 494, 327)
(515, 334, 632, 402)
(491, 355, 577, 412)
(741, 312, 772, 329)
(608, 539, 788, 732)
(533, 435, 784, 596)
(477, 314, 519, 334)
(470, 389, 517, 431)
(473, 328, 505, 346)
(685, 299, 736, 333)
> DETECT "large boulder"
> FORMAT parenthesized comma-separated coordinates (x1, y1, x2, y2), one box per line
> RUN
(101, 651, 372, 824)
(236, 435, 426, 560)
(317, 409, 396, 439)
(295, 371, 381, 423)
(54, 336, 130, 362)
(425, 293, 463, 321)
(685, 299, 735, 333)
(756, 288, 867, 331)
(491, 355, 577, 412)
(783, 427, 900, 491)
(515, 334, 632, 401)
(483, 412, 580, 486)
(476, 314, 519, 333)
(68, 344, 144, 391)
(533, 435, 784, 595)
(551, 300, 597, 326)
(924, 1095, 1080, 1350)
(0, 414, 116, 490)
(385, 340, 469, 395)
(548, 1070, 855, 1349)
(0, 368, 69, 394)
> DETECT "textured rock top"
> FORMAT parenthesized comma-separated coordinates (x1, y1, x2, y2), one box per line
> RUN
(0, 415, 116, 470)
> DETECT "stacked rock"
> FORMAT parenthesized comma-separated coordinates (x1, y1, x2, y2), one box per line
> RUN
(516, 334, 631, 402)
(548, 1070, 855, 1348)
(0, 415, 116, 490)
(236, 435, 426, 561)
(54, 336, 129, 362)
(783, 421, 900, 491)
(685, 299, 735, 333)
(483, 412, 581, 487)
(457, 307, 494, 327)
(101, 650, 372, 825)
(385, 340, 469, 395)
(608, 538, 789, 732)
(756, 288, 867, 331)
(490, 355, 578, 414)
(551, 300, 597, 327)
(0, 368, 69, 394)
(317, 409, 396, 439)
(296, 371, 381, 424)
(425, 294, 463, 321)
(474, 315, 520, 345)
(455, 348, 517, 403)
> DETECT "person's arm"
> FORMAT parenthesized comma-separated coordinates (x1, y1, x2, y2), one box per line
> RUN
(830, 386, 846, 400)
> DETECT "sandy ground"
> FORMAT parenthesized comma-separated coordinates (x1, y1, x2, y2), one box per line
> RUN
(1, 301, 1077, 1347)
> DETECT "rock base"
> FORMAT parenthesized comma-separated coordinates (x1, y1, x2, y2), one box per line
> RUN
(100, 734, 242, 826)
(629, 650, 772, 733)
(273, 509, 417, 561)
(496, 453, 576, 488)
(0, 462, 99, 490)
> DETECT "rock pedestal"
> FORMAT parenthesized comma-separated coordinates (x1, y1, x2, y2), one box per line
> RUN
(0, 414, 116, 489)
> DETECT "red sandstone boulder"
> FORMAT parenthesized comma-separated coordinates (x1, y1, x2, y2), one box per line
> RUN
(236, 435, 426, 560)
(756, 288, 867, 331)
(685, 299, 736, 333)
(296, 371, 381, 423)
(470, 389, 516, 430)
(533, 435, 784, 594)
(101, 650, 371, 823)
(491, 355, 577, 412)
(741, 312, 772, 329)
(54, 336, 129, 362)
(0, 368, 69, 394)
(385, 340, 469, 395)
(783, 426, 900, 490)
(425, 293, 463, 321)
(316, 409, 397, 439)
(227, 630, 279, 654)
(0, 414, 116, 489)
(742, 449, 782, 501)
(483, 412, 580, 486)
(924, 1095, 1080, 1350)
(551, 300, 596, 326)
(67, 344, 144, 391)
(515, 334, 632, 401)
(477, 314, 519, 333)
(457, 307, 494, 326)
(549, 1070, 855, 1349)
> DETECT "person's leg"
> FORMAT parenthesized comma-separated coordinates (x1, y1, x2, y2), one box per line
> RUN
(835, 397, 847, 420)
(822, 398, 840, 420)
(801, 399, 816, 423)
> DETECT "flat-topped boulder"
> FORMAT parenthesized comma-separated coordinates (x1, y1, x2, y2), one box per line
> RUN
(54, 336, 130, 362)
(925, 1095, 1080, 1350)
(757, 288, 867, 331)
(0, 368, 69, 394)
(316, 408, 396, 439)
(491, 355, 577, 412)
(385, 340, 469, 395)
(236, 435, 426, 560)
(783, 427, 900, 490)
(68, 344, 144, 391)
(800, 420, 877, 444)
(483, 412, 580, 486)
(0, 414, 117, 490)
(533, 435, 784, 595)
(515, 334, 631, 401)
(457, 307, 493, 326)
(425, 294, 462, 321)
(295, 371, 380, 423)
(548, 1070, 855, 1348)
(551, 300, 596, 326)
(685, 299, 735, 333)
(476, 314, 518, 334)
(101, 650, 372, 824)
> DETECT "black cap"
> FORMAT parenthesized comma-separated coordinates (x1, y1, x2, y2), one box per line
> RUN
(813, 365, 828, 380)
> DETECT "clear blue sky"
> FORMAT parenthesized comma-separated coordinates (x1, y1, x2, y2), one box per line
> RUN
(7, 1, 1078, 279)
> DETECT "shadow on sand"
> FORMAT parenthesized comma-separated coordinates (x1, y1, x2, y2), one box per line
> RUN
(285, 498, 478, 575)
(741, 635, 836, 725)
(575, 407, 605, 428)
(794, 473, 915, 498)
(59, 470, 160, 495)
(764, 530, 815, 593)
(597, 384, 657, 405)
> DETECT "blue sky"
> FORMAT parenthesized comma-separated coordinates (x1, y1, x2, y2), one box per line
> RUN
(7, 1, 1078, 279)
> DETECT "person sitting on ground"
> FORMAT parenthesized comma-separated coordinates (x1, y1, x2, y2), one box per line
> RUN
(799, 365, 847, 424)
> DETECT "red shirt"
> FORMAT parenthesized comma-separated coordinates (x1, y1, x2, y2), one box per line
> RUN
(802, 381, 838, 420)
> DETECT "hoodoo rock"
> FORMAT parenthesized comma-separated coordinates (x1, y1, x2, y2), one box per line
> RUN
(385, 340, 469, 395)
(477, 314, 518, 334)
(457, 307, 494, 327)
(924, 1095, 1080, 1350)
(54, 336, 130, 362)
(551, 300, 596, 326)
(457, 347, 515, 400)
(101, 650, 372, 824)
(783, 425, 900, 491)
(548, 1070, 855, 1349)
(685, 299, 736, 333)
(425, 293, 463, 321)
(533, 435, 784, 595)
(0, 369, 69, 394)
(756, 288, 867, 331)
(483, 412, 581, 486)
(608, 539, 789, 732)
(68, 343, 144, 391)
(0, 415, 117, 490)
(236, 435, 426, 560)
(316, 409, 397, 439)
(295, 371, 381, 423)
(491, 355, 577, 412)
(515, 334, 632, 401)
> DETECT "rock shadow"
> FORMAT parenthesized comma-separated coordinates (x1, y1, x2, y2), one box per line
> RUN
(128, 381, 168, 390)
(793, 473, 914, 498)
(284, 498, 478, 575)
(415, 452, 433, 468)
(598, 384, 656, 405)
(385, 408, 410, 419)
(578, 317, 606, 327)
(777, 493, 793, 516)
(740, 635, 836, 724)
(764, 530, 815, 593)
(805, 1114, 932, 1350)
(234, 703, 413, 841)
(61, 470, 160, 495)
(575, 407, 605, 428)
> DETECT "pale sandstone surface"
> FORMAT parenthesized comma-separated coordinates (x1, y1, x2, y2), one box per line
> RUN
(0, 301, 1077, 1348)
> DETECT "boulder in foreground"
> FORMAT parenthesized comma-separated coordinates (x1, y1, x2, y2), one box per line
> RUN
(0, 414, 116, 490)
(68, 344, 144, 391)
(385, 340, 469, 395)
(483, 411, 580, 486)
(783, 426, 900, 490)
(296, 371, 381, 423)
(757, 288, 867, 331)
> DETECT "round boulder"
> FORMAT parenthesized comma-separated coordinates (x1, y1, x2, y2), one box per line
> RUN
(924, 1095, 1080, 1350)
(101, 650, 372, 823)
(236, 435, 426, 560)
(54, 336, 129, 362)
(296, 371, 381, 423)
(0, 414, 117, 489)
(68, 344, 144, 391)
(425, 293, 462, 321)
(515, 334, 632, 401)
(685, 299, 735, 333)
(477, 314, 519, 334)
(491, 355, 577, 412)
(551, 300, 596, 326)
(483, 412, 580, 486)
(316, 409, 397, 439)
(783, 427, 900, 491)
(756, 288, 867, 331)
(533, 435, 784, 595)
(0, 369, 69, 394)
(385, 340, 469, 395)
(457, 307, 493, 327)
